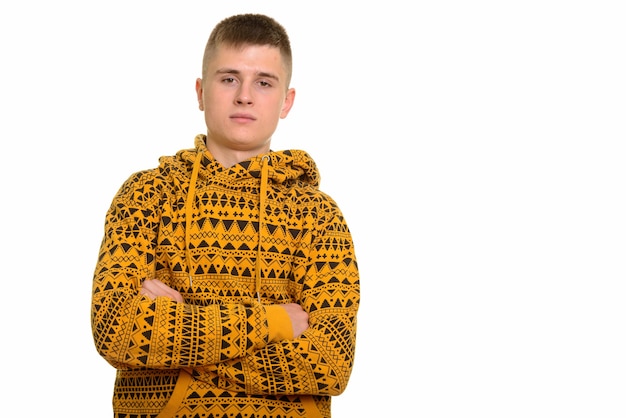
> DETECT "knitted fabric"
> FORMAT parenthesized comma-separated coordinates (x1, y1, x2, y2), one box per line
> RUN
(91, 135, 360, 417)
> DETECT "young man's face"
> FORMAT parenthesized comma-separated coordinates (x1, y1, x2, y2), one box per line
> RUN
(196, 44, 295, 162)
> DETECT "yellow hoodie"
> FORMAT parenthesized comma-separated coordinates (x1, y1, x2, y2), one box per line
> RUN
(92, 135, 360, 418)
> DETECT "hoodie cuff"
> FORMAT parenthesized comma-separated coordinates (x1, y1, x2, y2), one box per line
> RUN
(265, 305, 294, 342)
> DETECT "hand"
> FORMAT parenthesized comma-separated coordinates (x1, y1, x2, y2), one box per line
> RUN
(280, 303, 309, 338)
(139, 279, 184, 303)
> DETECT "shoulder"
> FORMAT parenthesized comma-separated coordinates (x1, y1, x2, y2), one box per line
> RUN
(285, 185, 346, 224)
(116, 151, 187, 194)
(113, 166, 167, 207)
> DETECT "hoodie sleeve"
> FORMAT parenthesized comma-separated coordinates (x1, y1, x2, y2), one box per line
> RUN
(190, 196, 360, 396)
(91, 171, 282, 370)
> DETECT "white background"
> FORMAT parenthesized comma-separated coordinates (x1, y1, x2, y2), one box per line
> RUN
(1, 1, 625, 416)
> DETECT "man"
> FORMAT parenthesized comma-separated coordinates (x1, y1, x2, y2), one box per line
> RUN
(92, 13, 360, 418)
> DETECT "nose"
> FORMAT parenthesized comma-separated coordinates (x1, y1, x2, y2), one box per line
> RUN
(235, 83, 253, 105)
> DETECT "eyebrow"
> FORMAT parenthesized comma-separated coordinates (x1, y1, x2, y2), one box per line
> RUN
(215, 68, 280, 82)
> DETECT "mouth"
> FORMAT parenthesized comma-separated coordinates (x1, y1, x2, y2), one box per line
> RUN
(230, 113, 256, 122)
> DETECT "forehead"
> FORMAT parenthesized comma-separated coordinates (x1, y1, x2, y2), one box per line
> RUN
(209, 44, 287, 77)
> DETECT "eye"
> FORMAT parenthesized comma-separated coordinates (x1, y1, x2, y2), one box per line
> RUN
(221, 77, 236, 84)
(258, 80, 272, 88)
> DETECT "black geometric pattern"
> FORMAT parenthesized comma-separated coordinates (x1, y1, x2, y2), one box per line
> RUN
(92, 135, 360, 417)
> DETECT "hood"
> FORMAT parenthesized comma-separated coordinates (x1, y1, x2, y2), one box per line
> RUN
(176, 135, 320, 187)
(174, 134, 320, 304)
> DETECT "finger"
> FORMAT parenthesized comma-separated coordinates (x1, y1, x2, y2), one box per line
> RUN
(153, 282, 183, 303)
(140, 280, 183, 303)
(167, 290, 184, 303)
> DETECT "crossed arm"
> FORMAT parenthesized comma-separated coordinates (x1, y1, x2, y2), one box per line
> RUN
(139, 279, 311, 338)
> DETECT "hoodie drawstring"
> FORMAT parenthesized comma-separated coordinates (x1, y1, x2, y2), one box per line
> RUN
(185, 153, 203, 287)
(183, 151, 269, 302)
(256, 155, 270, 304)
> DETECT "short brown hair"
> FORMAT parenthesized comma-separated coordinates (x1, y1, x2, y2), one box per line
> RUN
(201, 14, 293, 86)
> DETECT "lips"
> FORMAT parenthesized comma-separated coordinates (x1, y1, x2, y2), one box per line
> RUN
(230, 113, 256, 122)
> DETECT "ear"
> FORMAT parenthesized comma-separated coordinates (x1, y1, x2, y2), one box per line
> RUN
(279, 88, 296, 119)
(195, 78, 204, 111)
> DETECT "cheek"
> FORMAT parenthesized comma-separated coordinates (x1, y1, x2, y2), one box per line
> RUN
(204, 95, 227, 114)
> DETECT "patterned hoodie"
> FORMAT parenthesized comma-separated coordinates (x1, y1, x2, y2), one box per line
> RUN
(91, 135, 360, 418)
